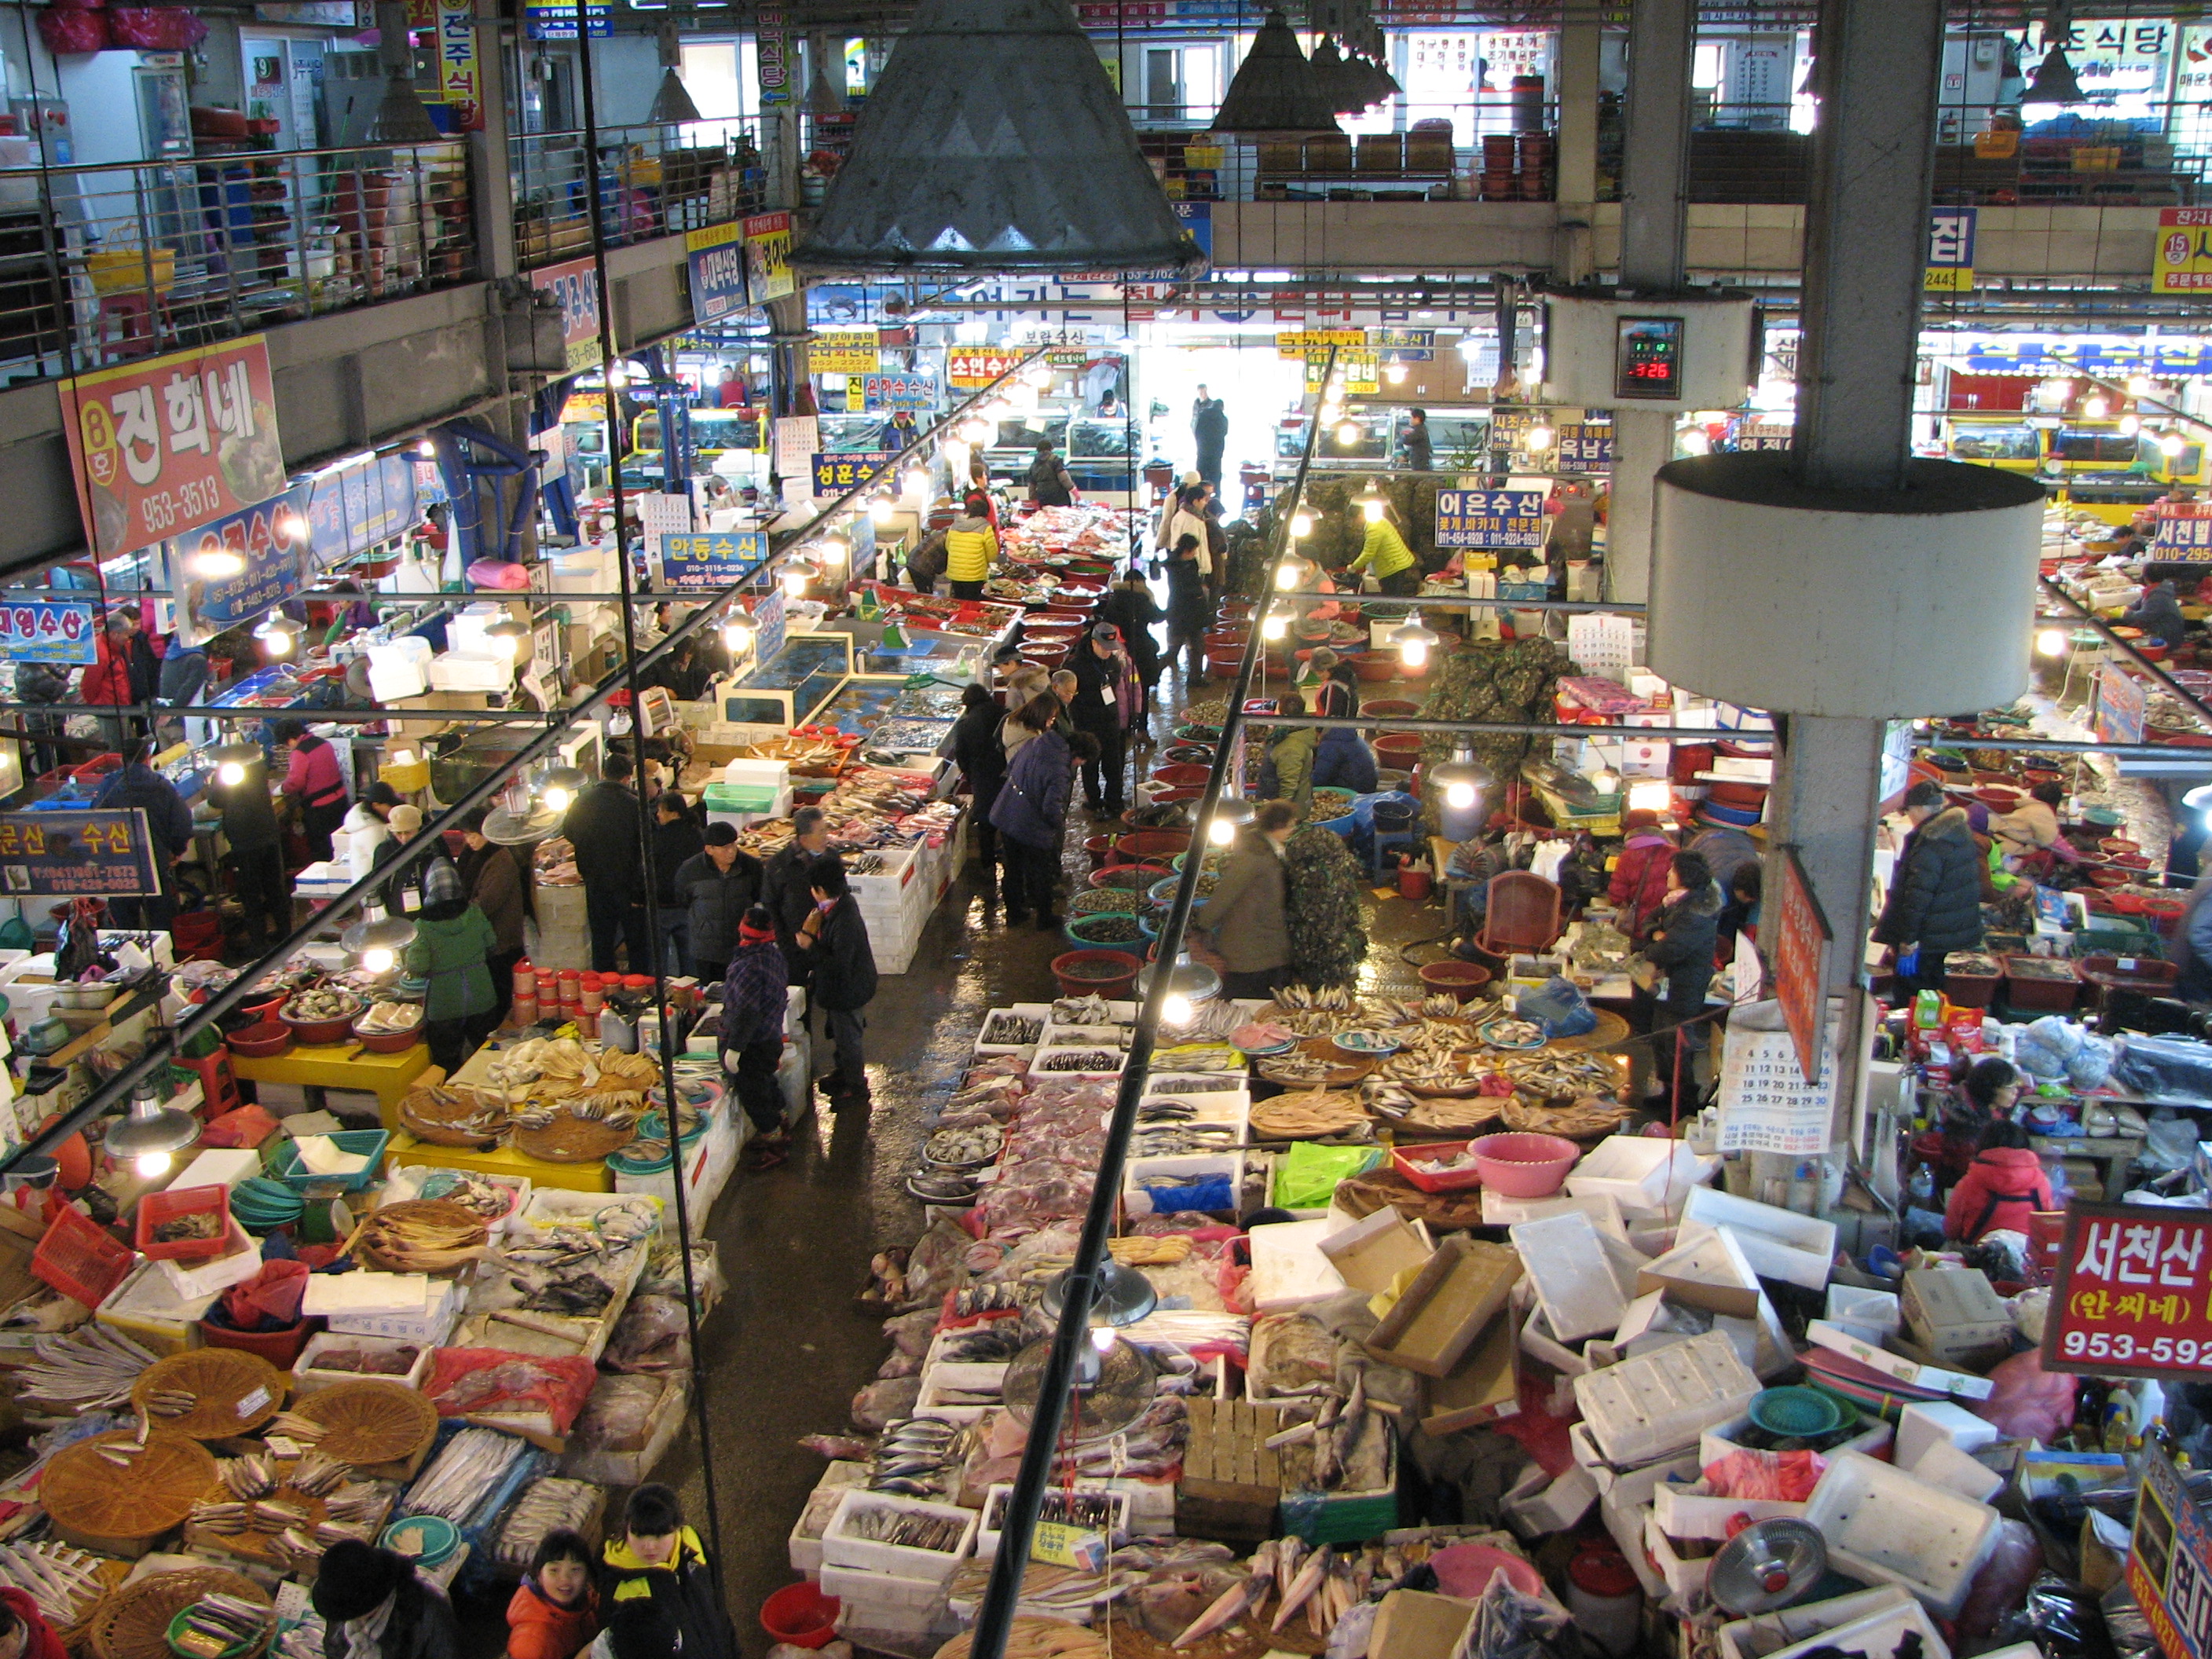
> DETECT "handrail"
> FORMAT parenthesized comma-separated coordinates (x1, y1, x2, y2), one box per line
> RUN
(0, 137, 465, 182)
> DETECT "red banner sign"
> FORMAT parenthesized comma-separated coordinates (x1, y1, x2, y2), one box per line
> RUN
(1772, 847, 1830, 1085)
(2045, 1203, 2212, 1379)
(59, 335, 286, 561)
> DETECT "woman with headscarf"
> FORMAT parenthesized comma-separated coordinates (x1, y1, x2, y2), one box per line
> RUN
(403, 860, 496, 1072)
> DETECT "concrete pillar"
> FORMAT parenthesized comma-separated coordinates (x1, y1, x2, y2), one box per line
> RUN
(1552, 11, 1602, 284)
(1604, 0, 1694, 605)
(470, 0, 518, 283)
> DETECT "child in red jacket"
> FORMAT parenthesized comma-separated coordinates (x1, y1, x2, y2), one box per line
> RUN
(507, 1531, 599, 1659)
(1944, 1118, 2055, 1244)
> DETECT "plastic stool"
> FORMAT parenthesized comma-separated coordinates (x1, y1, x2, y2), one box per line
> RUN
(1369, 798, 1419, 881)
(174, 1049, 243, 1119)
(93, 291, 171, 362)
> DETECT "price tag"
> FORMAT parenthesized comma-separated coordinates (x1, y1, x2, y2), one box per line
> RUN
(236, 1385, 272, 1419)
(1031, 1522, 1108, 1570)
(265, 1434, 304, 1458)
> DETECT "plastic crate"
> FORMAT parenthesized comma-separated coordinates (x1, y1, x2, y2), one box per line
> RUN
(32, 1203, 133, 1308)
(2001, 955, 2081, 1012)
(266, 1129, 390, 1194)
(2071, 927, 2159, 960)
(173, 1050, 242, 1119)
(2078, 954, 2180, 997)
(134, 1185, 230, 1262)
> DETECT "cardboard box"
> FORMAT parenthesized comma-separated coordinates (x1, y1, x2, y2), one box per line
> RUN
(1177, 1396, 1282, 1541)
(1902, 1269, 2013, 1368)
(1364, 1236, 1521, 1379)
(1318, 1207, 1433, 1297)
(1368, 1591, 1478, 1659)
(1420, 1314, 1521, 1434)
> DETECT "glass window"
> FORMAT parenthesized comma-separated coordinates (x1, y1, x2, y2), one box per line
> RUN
(995, 417, 1068, 450)
(679, 42, 744, 119)
(2052, 430, 2138, 465)
(1069, 419, 1133, 460)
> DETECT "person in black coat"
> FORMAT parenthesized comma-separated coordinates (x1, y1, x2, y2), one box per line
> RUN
(1161, 533, 1209, 685)
(949, 683, 1010, 879)
(1873, 780, 1986, 1001)
(797, 856, 877, 1104)
(1097, 566, 1164, 726)
(90, 738, 193, 930)
(562, 753, 651, 973)
(1068, 623, 1134, 818)
(216, 749, 290, 950)
(650, 793, 705, 975)
(760, 805, 837, 977)
(312, 1540, 459, 1659)
(14, 661, 67, 777)
(1634, 848, 1725, 1110)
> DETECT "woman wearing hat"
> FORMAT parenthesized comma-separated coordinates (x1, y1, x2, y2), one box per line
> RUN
(1069, 622, 1136, 819)
(311, 1540, 458, 1659)
(403, 859, 496, 1071)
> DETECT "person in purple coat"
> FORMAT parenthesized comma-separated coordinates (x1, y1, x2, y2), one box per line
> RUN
(988, 694, 1097, 930)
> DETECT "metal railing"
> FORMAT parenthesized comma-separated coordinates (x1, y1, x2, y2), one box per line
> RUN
(509, 117, 767, 269)
(0, 140, 471, 386)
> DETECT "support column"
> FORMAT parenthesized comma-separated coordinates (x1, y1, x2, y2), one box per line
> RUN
(470, 0, 518, 283)
(1603, 0, 1693, 605)
(1552, 10, 1602, 284)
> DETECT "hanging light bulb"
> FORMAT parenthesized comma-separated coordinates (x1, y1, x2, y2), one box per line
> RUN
(212, 741, 258, 789)
(1336, 419, 1360, 445)
(105, 1082, 198, 1180)
(485, 616, 529, 660)
(1163, 991, 1193, 1026)
(1276, 551, 1316, 591)
(277, 511, 309, 542)
(2084, 394, 2110, 420)
(342, 911, 416, 976)
(1024, 361, 1053, 387)
(903, 466, 928, 502)
(1429, 745, 1494, 812)
(538, 764, 586, 814)
(416, 438, 436, 459)
(1320, 399, 1343, 424)
(1209, 815, 1236, 846)
(2163, 432, 2188, 459)
(961, 417, 993, 445)
(1291, 509, 1313, 540)
(1524, 422, 1555, 453)
(188, 545, 246, 579)
(1383, 355, 1408, 385)
(870, 494, 895, 526)
(816, 534, 849, 568)
(1262, 607, 1288, 641)
(1678, 429, 1712, 456)
(2119, 413, 2141, 438)
(1393, 618, 1440, 668)
(1353, 481, 1388, 522)
(255, 610, 298, 658)
(723, 611, 756, 652)
(2036, 627, 2068, 657)
(782, 557, 822, 595)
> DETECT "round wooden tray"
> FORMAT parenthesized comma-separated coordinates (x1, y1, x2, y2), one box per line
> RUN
(131, 1348, 286, 1440)
(295, 1379, 440, 1467)
(1247, 1090, 1370, 1141)
(1257, 1038, 1375, 1090)
(1502, 1096, 1632, 1137)
(397, 1082, 508, 1148)
(513, 1111, 638, 1163)
(45, 1430, 216, 1544)
(1396, 1097, 1508, 1134)
(89, 1567, 268, 1659)
(1551, 1008, 1633, 1052)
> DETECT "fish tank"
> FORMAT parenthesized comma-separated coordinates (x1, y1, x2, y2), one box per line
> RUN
(811, 679, 908, 740)
(722, 635, 853, 727)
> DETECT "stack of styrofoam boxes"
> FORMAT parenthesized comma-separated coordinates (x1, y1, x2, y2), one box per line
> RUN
(789, 1461, 870, 1575)
(973, 1005, 1049, 1065)
(365, 637, 431, 701)
(851, 844, 928, 976)
(1123, 1064, 1251, 1216)
(1032, 1003, 1130, 1089)
(703, 758, 792, 832)
(819, 1489, 976, 1643)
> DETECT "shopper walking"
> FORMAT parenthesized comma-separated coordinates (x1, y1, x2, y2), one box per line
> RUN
(405, 860, 496, 1074)
(14, 661, 67, 778)
(1157, 485, 1214, 591)
(990, 694, 1080, 928)
(720, 905, 792, 1162)
(1070, 622, 1137, 818)
(90, 738, 193, 930)
(1027, 440, 1076, 507)
(1097, 566, 1164, 729)
(1631, 849, 1724, 1109)
(797, 857, 877, 1104)
(650, 793, 705, 975)
(674, 822, 763, 983)
(1162, 532, 1210, 686)
(456, 809, 526, 1026)
(563, 753, 653, 974)
(1402, 408, 1433, 472)
(215, 745, 290, 951)
(274, 718, 348, 862)
(1192, 386, 1228, 487)
(762, 805, 837, 979)
(950, 683, 1010, 882)
(1608, 808, 1677, 935)
(1196, 800, 1297, 999)
(944, 492, 999, 601)
(1872, 780, 1985, 1001)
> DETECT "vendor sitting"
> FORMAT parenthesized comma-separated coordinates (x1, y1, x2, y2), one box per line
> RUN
(1944, 1117, 2055, 1245)
(2123, 578, 2190, 650)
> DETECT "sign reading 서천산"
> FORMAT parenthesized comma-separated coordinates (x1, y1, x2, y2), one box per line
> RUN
(0, 810, 159, 896)
(2049, 1203, 2212, 1380)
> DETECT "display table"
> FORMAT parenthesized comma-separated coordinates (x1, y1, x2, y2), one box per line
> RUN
(384, 1128, 613, 1194)
(231, 1040, 434, 1126)
(2031, 1132, 2144, 1202)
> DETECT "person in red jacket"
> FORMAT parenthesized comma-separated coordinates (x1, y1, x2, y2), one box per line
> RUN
(1609, 809, 1676, 936)
(78, 616, 137, 750)
(507, 1530, 599, 1659)
(0, 1584, 71, 1659)
(1944, 1118, 2055, 1244)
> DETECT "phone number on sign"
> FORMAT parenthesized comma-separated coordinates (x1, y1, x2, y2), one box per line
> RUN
(2061, 1330, 2209, 1364)
(136, 477, 225, 537)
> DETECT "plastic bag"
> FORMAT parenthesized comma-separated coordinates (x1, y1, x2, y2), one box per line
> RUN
(1518, 975, 1597, 1040)
(221, 1258, 309, 1330)
(2115, 1035, 2212, 1105)
(1972, 1346, 2078, 1442)
(1273, 1143, 1382, 1210)
(107, 7, 204, 46)
(850, 1376, 919, 1432)
(568, 1372, 665, 1451)
(1702, 1448, 1825, 1502)
(427, 1349, 598, 1432)
(36, 9, 108, 51)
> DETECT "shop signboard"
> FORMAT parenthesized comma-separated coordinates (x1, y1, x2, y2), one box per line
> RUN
(2097, 663, 2148, 746)
(657, 530, 770, 591)
(2048, 1205, 2212, 1381)
(1551, 422, 1613, 474)
(60, 335, 286, 562)
(1305, 350, 1379, 394)
(1944, 336, 2212, 378)
(177, 481, 317, 628)
(812, 450, 895, 493)
(1375, 328, 1436, 361)
(1435, 489, 1545, 550)
(302, 452, 420, 566)
(0, 810, 159, 897)
(0, 600, 97, 666)
(756, 2, 791, 104)
(433, 0, 482, 130)
(861, 372, 938, 412)
(744, 213, 794, 302)
(1925, 207, 1976, 292)
(753, 586, 788, 664)
(1277, 328, 1365, 360)
(522, 0, 608, 36)
(844, 380, 866, 413)
(531, 258, 602, 374)
(947, 347, 1023, 388)
(684, 224, 748, 323)
(2156, 209, 2212, 294)
(1771, 847, 1830, 1085)
(808, 331, 880, 375)
(2132, 1441, 2212, 1659)
(2158, 501, 2212, 558)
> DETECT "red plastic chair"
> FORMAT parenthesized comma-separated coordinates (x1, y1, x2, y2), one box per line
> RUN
(1478, 870, 1562, 956)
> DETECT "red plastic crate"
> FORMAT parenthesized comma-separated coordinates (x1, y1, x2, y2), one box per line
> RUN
(31, 1204, 132, 1308)
(174, 1050, 241, 1119)
(134, 1185, 229, 1262)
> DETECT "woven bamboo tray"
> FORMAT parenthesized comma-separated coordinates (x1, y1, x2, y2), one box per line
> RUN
(293, 1379, 440, 1467)
(396, 1082, 508, 1148)
(132, 1347, 286, 1439)
(350, 1199, 489, 1273)
(1247, 1090, 1369, 1141)
(89, 1567, 269, 1659)
(1256, 1039, 1374, 1090)
(512, 1112, 637, 1163)
(44, 1431, 216, 1550)
(934, 1621, 1110, 1659)
(1551, 1008, 1632, 1052)
(55, 1556, 132, 1654)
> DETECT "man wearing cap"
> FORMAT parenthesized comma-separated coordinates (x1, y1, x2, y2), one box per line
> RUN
(1069, 622, 1136, 819)
(673, 822, 764, 984)
(310, 1538, 459, 1659)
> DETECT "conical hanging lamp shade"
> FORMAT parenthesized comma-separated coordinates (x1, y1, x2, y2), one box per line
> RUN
(1308, 38, 1370, 114)
(648, 68, 704, 124)
(368, 75, 444, 144)
(1350, 47, 1399, 106)
(804, 36, 846, 115)
(793, 0, 1199, 275)
(2023, 42, 2085, 104)
(1212, 9, 1342, 138)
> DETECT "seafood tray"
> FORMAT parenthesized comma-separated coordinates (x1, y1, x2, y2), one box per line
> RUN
(923, 1125, 1003, 1170)
(868, 718, 956, 755)
(976, 1005, 1050, 1052)
(914, 1361, 1009, 1423)
(1036, 1049, 1126, 1075)
(291, 1332, 432, 1396)
(976, 1483, 1131, 1560)
(891, 683, 971, 720)
(821, 1489, 980, 1584)
(1043, 1026, 1130, 1048)
(452, 1196, 659, 1364)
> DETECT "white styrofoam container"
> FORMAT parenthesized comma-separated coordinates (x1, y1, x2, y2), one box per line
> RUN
(1642, 1507, 1713, 1599)
(1518, 1304, 1594, 1376)
(1914, 1437, 2005, 1503)
(1247, 1217, 1350, 1312)
(1599, 1490, 1670, 1602)
(291, 1331, 434, 1396)
(1653, 1478, 1806, 1540)
(789, 1462, 870, 1574)
(1896, 1401, 1999, 1473)
(821, 1491, 978, 1586)
(1482, 1189, 1627, 1237)
(1700, 1410, 1893, 1470)
(819, 1562, 951, 1613)
(1572, 1331, 1760, 1467)
(913, 1362, 1007, 1423)
(1763, 1599, 1954, 1659)
(1568, 1420, 1701, 1504)
(976, 1482, 1130, 1560)
(1800, 1450, 2001, 1617)
(1511, 1210, 1632, 1342)
(1824, 1283, 1902, 1344)
(1716, 1587, 1946, 1659)
(1680, 1186, 1838, 1291)
(1565, 1136, 1719, 1215)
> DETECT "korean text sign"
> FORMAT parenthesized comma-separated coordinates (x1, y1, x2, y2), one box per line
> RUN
(531, 258, 602, 374)
(657, 531, 769, 591)
(2155, 208, 2212, 295)
(2130, 1441, 2212, 1659)
(1925, 207, 1976, 292)
(685, 224, 747, 323)
(1435, 489, 1545, 550)
(2097, 663, 2148, 746)
(0, 601, 97, 666)
(0, 810, 159, 897)
(861, 372, 937, 412)
(808, 331, 880, 375)
(60, 336, 286, 561)
(178, 482, 316, 628)
(1771, 848, 1832, 1086)
(744, 213, 794, 302)
(2157, 501, 2212, 558)
(812, 451, 895, 493)
(434, 0, 482, 129)
(1552, 423, 1613, 474)
(2048, 1204, 2212, 1378)
(947, 347, 1022, 387)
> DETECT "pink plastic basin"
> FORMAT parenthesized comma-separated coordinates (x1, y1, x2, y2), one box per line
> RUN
(1467, 1131, 1579, 1198)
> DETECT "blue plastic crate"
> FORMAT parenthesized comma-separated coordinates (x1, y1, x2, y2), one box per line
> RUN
(266, 1128, 390, 1193)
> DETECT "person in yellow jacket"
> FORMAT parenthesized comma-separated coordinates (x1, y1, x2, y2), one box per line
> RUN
(945, 490, 999, 599)
(1347, 511, 1420, 596)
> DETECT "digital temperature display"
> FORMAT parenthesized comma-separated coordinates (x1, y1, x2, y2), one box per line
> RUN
(1614, 316, 1684, 401)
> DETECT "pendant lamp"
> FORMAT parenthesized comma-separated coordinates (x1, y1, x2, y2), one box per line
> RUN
(2023, 43, 2085, 105)
(793, 0, 1199, 275)
(1212, 9, 1342, 139)
(646, 20, 704, 126)
(366, 0, 443, 144)
(1307, 37, 1371, 115)
(804, 35, 847, 116)
(1350, 46, 1401, 105)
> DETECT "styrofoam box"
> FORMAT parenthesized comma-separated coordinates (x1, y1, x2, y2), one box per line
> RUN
(822, 1491, 978, 1585)
(1565, 1135, 1719, 1215)
(1716, 1587, 1943, 1659)
(1568, 1419, 1701, 1505)
(1763, 1599, 1955, 1659)
(913, 1361, 1007, 1423)
(1800, 1450, 2001, 1617)
(1511, 1210, 1633, 1342)
(819, 1562, 950, 1614)
(789, 1462, 870, 1574)
(292, 1331, 434, 1396)
(1598, 1490, 1670, 1603)
(1896, 1401, 1999, 1473)
(1700, 1410, 1893, 1470)
(1641, 1508, 1713, 1599)
(1483, 1189, 1627, 1237)
(976, 1482, 1131, 1560)
(1825, 1283, 1902, 1343)
(1126, 1151, 1243, 1202)
(1573, 1331, 1760, 1467)
(1679, 1186, 1837, 1291)
(1518, 1304, 1594, 1377)
(974, 1005, 1053, 1057)
(1140, 1078, 1250, 1124)
(1653, 1478, 1805, 1540)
